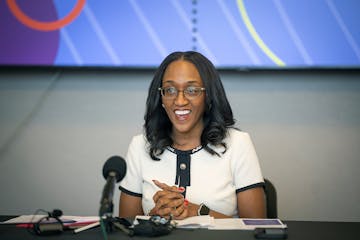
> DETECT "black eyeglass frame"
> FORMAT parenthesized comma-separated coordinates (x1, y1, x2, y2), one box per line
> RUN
(158, 86, 205, 99)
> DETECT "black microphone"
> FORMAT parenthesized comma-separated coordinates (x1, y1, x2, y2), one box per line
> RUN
(48, 209, 63, 218)
(99, 156, 127, 216)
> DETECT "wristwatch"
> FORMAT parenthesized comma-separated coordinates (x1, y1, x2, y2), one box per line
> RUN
(197, 203, 210, 216)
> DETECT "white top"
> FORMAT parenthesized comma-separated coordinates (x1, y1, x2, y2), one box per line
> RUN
(119, 128, 264, 217)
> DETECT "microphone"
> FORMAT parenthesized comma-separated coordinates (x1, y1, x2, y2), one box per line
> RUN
(48, 209, 63, 218)
(99, 156, 127, 216)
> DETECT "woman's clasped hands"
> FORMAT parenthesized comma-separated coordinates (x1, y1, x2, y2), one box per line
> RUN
(149, 180, 195, 220)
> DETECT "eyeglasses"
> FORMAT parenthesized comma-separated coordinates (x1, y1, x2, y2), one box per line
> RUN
(158, 86, 205, 99)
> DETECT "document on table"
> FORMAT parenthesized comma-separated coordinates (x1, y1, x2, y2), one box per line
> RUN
(173, 215, 215, 228)
(135, 216, 286, 230)
(1, 215, 100, 227)
(209, 218, 287, 230)
(135, 215, 214, 229)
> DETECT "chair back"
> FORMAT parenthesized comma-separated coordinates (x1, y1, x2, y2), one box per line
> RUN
(264, 178, 278, 218)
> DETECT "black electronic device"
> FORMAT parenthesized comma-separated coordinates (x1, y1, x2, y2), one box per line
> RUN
(254, 228, 288, 239)
(133, 216, 174, 237)
(198, 203, 210, 216)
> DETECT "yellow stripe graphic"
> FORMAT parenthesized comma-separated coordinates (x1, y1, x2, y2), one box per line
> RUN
(237, 0, 285, 66)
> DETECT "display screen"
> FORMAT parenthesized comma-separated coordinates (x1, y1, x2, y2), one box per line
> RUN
(1, 0, 359, 68)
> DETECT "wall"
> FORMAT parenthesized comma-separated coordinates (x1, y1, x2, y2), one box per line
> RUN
(0, 68, 359, 221)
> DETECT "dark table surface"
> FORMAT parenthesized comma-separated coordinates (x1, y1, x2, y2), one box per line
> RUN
(1, 216, 359, 240)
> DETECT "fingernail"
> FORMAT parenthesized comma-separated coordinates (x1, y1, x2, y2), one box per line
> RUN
(178, 187, 185, 192)
(184, 199, 189, 206)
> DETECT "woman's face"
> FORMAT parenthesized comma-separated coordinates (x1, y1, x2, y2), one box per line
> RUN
(161, 60, 206, 136)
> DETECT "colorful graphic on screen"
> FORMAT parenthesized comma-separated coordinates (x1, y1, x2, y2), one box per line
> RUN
(1, 0, 359, 68)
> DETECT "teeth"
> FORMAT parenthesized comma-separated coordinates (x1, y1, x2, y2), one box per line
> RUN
(175, 110, 190, 115)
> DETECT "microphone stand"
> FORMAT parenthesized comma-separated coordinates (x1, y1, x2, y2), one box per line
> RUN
(73, 156, 130, 235)
(74, 202, 132, 235)
(75, 178, 132, 235)
(98, 173, 133, 235)
(100, 203, 134, 237)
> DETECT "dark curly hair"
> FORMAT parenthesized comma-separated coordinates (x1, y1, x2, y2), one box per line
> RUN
(144, 51, 235, 160)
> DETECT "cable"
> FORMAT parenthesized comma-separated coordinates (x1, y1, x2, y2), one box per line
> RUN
(0, 70, 62, 158)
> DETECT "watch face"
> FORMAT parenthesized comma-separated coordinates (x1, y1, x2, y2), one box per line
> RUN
(200, 204, 210, 215)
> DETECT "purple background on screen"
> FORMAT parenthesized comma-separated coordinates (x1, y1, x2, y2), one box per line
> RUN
(0, 1, 59, 65)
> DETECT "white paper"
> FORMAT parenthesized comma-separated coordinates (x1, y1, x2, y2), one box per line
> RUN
(208, 218, 244, 229)
(173, 215, 214, 229)
(135, 215, 214, 229)
(209, 218, 287, 230)
(1, 215, 99, 225)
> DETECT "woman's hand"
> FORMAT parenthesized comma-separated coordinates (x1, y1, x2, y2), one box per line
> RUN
(149, 180, 190, 219)
(149, 180, 237, 219)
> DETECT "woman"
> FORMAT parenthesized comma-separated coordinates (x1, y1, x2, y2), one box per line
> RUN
(119, 51, 266, 219)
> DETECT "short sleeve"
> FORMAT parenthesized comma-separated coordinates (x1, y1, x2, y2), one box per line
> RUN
(230, 130, 264, 192)
(119, 135, 144, 197)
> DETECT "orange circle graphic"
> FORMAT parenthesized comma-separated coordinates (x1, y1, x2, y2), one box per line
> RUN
(7, 0, 86, 31)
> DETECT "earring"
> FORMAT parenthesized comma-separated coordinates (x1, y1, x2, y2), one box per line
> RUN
(162, 104, 165, 108)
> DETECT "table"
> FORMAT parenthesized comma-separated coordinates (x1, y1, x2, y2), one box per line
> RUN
(1, 216, 359, 240)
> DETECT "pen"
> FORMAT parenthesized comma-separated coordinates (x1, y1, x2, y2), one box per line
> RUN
(73, 221, 100, 234)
